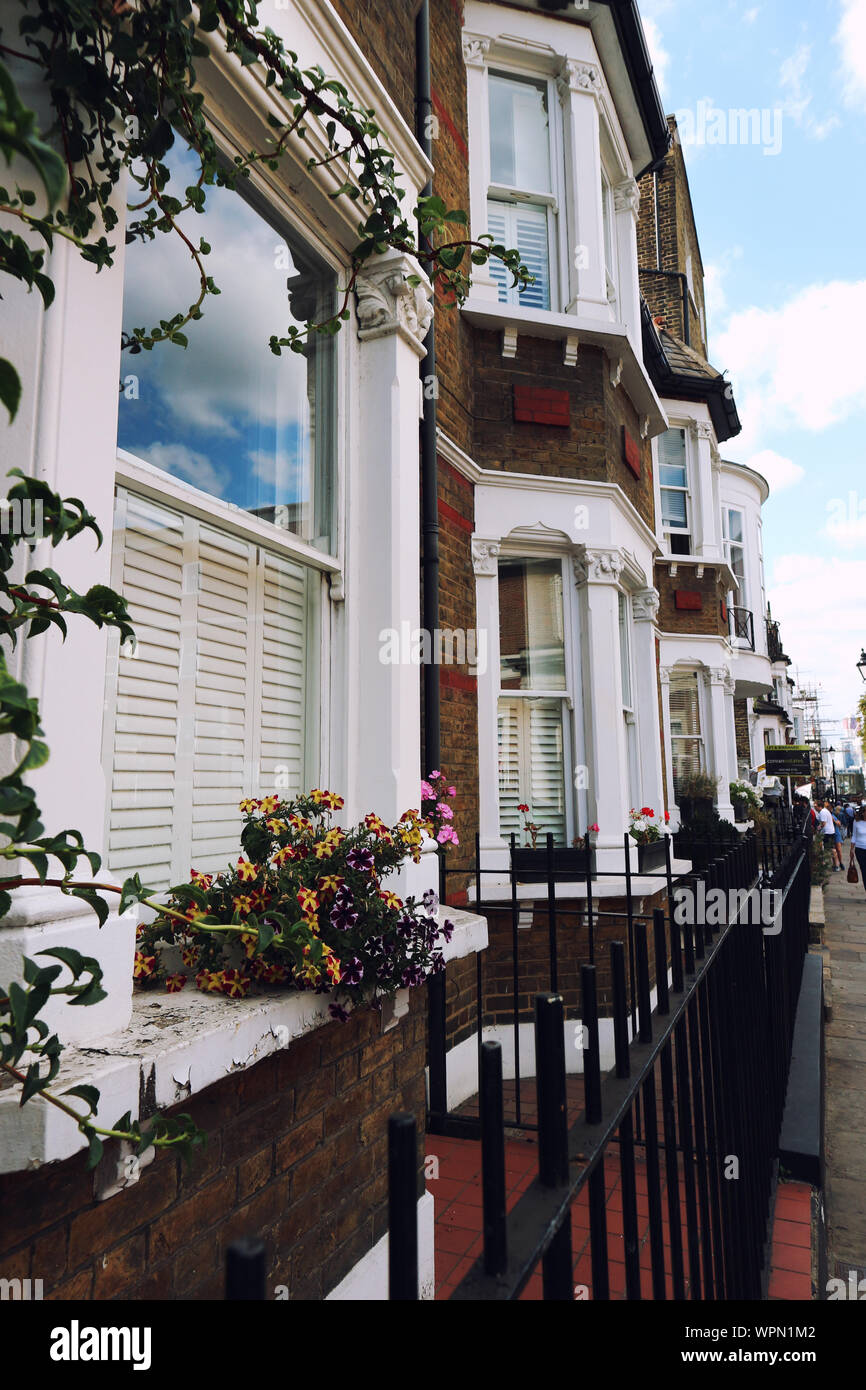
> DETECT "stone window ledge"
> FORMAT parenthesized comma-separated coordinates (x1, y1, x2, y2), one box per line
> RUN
(0, 908, 487, 1177)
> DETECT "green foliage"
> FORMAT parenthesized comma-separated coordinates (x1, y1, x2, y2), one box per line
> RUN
(0, 0, 532, 409)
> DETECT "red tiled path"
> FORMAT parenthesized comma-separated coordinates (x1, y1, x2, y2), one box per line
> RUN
(426, 1134, 815, 1301)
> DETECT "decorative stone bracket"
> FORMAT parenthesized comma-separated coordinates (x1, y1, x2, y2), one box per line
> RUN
(355, 253, 433, 357)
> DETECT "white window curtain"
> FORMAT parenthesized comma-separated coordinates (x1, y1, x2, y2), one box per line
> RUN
(659, 428, 690, 552)
(104, 489, 316, 889)
(669, 670, 703, 795)
(498, 697, 567, 846)
(486, 71, 554, 312)
(486, 201, 550, 311)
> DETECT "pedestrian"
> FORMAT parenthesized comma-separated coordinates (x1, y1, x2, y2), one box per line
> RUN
(845, 802, 856, 838)
(849, 805, 866, 894)
(818, 800, 841, 869)
(831, 803, 845, 869)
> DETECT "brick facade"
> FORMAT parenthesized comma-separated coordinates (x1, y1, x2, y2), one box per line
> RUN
(0, 996, 427, 1301)
(656, 566, 729, 638)
(637, 118, 708, 356)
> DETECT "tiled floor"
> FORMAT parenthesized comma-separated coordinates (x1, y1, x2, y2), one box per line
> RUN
(426, 1132, 815, 1302)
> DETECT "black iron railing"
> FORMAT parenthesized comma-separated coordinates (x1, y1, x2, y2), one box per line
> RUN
(767, 618, 786, 663)
(391, 820, 812, 1300)
(728, 605, 755, 649)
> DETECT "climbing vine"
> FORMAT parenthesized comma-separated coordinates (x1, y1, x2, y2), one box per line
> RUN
(0, 1, 516, 1165)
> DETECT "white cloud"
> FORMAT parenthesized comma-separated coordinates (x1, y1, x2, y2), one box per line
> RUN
(713, 280, 866, 444)
(138, 443, 230, 497)
(836, 0, 866, 107)
(768, 554, 866, 722)
(778, 44, 840, 139)
(642, 16, 671, 99)
(702, 247, 743, 328)
(740, 449, 805, 496)
(743, 7, 760, 23)
(822, 489, 866, 548)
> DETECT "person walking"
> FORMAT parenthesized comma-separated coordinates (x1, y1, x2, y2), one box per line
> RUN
(849, 805, 866, 893)
(818, 800, 841, 869)
(831, 803, 845, 869)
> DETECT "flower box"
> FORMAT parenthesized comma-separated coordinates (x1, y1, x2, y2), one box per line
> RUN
(511, 846, 596, 883)
(636, 840, 668, 873)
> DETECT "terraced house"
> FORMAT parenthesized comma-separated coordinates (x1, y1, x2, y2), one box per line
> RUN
(0, 0, 807, 1306)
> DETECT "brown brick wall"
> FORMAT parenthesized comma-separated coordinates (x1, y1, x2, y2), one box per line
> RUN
(637, 122, 708, 355)
(655, 564, 729, 638)
(734, 697, 751, 769)
(0, 995, 427, 1301)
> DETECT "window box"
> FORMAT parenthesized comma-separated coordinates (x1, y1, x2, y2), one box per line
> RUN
(636, 840, 668, 873)
(510, 845, 596, 883)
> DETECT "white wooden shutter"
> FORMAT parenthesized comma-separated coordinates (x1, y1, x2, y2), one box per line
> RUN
(257, 551, 309, 797)
(528, 699, 566, 844)
(106, 492, 184, 891)
(106, 490, 313, 890)
(487, 201, 551, 311)
(188, 524, 255, 876)
(497, 698, 522, 843)
(498, 697, 567, 844)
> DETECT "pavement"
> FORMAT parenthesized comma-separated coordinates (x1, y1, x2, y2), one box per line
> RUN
(822, 860, 866, 1289)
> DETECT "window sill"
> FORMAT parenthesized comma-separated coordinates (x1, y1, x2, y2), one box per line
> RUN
(0, 908, 486, 1177)
(658, 553, 739, 591)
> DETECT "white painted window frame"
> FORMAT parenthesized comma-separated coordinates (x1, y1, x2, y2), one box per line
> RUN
(657, 424, 693, 553)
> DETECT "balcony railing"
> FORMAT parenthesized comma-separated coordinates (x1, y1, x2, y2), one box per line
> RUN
(767, 619, 786, 664)
(729, 605, 755, 649)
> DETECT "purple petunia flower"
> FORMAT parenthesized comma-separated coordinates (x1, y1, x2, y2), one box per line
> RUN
(395, 914, 416, 939)
(401, 962, 426, 988)
(422, 888, 439, 912)
(342, 957, 364, 986)
(431, 951, 446, 974)
(329, 1002, 350, 1023)
(366, 935, 385, 958)
(330, 905, 359, 931)
(441, 918, 455, 943)
(346, 848, 374, 873)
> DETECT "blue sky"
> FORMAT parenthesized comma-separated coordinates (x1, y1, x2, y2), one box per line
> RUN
(640, 0, 866, 733)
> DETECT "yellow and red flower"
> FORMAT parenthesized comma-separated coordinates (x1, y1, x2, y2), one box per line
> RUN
(196, 969, 225, 993)
(297, 886, 319, 915)
(258, 795, 280, 816)
(239, 798, 260, 814)
(272, 845, 296, 867)
(232, 895, 254, 917)
(239, 931, 258, 959)
(266, 818, 287, 834)
(236, 857, 259, 883)
(220, 969, 250, 999)
(378, 889, 403, 911)
(133, 951, 156, 980)
(318, 874, 344, 896)
(181, 946, 198, 968)
(189, 869, 213, 887)
(164, 973, 186, 994)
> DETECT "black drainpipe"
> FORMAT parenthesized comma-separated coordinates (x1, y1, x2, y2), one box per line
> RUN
(416, 0, 440, 777)
(416, 0, 448, 1125)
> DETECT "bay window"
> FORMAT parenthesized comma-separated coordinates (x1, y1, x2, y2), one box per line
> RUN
(618, 591, 639, 808)
(659, 428, 691, 554)
(722, 506, 747, 607)
(108, 144, 335, 890)
(497, 557, 570, 844)
(486, 71, 556, 311)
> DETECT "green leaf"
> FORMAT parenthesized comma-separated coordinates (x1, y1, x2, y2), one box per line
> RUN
(85, 1132, 104, 1170)
(0, 359, 21, 424)
(65, 1083, 99, 1113)
(68, 887, 109, 928)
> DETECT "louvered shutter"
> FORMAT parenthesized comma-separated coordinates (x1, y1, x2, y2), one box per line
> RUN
(106, 490, 313, 890)
(106, 492, 184, 891)
(528, 699, 566, 843)
(487, 201, 550, 311)
(497, 699, 522, 842)
(188, 525, 256, 877)
(257, 551, 309, 797)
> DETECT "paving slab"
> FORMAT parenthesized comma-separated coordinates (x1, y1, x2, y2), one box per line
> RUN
(824, 873, 866, 1282)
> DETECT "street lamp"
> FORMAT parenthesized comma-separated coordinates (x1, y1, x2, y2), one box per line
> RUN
(857, 651, 866, 682)
(828, 746, 838, 802)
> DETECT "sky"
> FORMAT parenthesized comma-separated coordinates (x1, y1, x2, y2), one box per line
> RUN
(639, 0, 866, 735)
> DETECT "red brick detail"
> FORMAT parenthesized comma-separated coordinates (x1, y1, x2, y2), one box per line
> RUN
(438, 499, 473, 534)
(622, 425, 641, 479)
(720, 599, 728, 622)
(440, 668, 477, 692)
(512, 385, 570, 428)
(440, 457, 474, 499)
(431, 90, 469, 164)
(675, 590, 703, 611)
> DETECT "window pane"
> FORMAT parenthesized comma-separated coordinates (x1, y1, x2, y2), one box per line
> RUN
(118, 144, 336, 551)
(618, 592, 632, 708)
(659, 428, 686, 470)
(659, 464, 687, 488)
(488, 73, 550, 192)
(662, 489, 688, 528)
(499, 558, 565, 689)
(669, 671, 701, 737)
(727, 509, 743, 544)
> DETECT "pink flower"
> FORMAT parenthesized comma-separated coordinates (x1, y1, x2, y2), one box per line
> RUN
(448, 786, 456, 797)
(437, 802, 453, 820)
(429, 770, 440, 779)
(437, 826, 459, 846)
(589, 823, 599, 833)
(420, 780, 434, 801)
